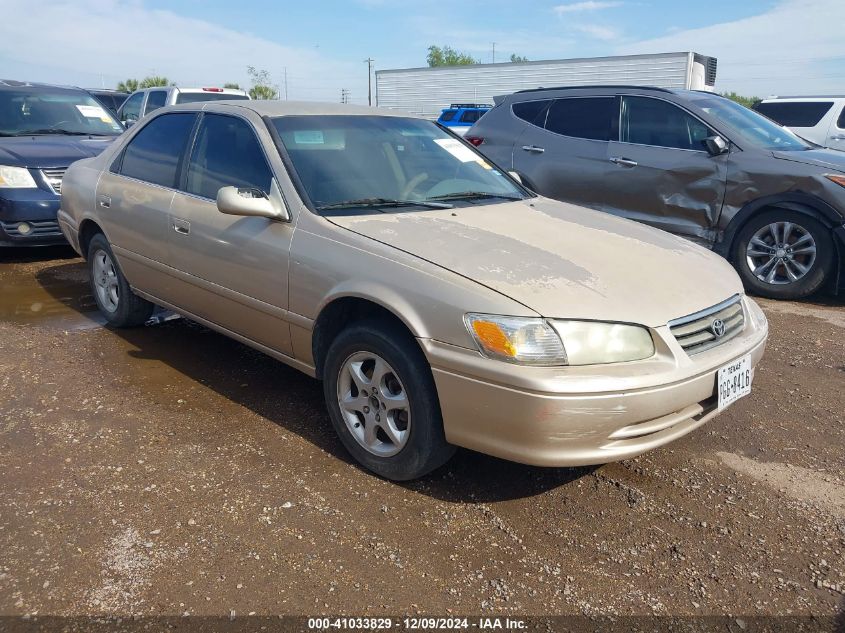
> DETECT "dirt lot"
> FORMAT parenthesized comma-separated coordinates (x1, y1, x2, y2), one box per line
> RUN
(0, 247, 843, 623)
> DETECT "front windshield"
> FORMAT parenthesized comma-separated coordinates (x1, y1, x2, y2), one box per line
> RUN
(0, 89, 124, 137)
(691, 95, 810, 152)
(271, 115, 527, 211)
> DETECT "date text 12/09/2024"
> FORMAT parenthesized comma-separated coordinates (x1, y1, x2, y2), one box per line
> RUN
(307, 617, 527, 630)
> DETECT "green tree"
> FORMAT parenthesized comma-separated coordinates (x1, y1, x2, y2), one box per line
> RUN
(509, 54, 529, 63)
(426, 45, 478, 67)
(247, 66, 277, 100)
(223, 82, 241, 89)
(721, 91, 761, 108)
(116, 78, 139, 93)
(139, 76, 171, 88)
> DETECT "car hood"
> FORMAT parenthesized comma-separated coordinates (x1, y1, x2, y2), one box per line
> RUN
(327, 198, 743, 327)
(772, 147, 845, 173)
(0, 135, 118, 168)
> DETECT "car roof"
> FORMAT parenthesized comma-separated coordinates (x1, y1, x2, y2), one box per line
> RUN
(163, 100, 425, 118)
(760, 95, 845, 101)
(0, 79, 90, 93)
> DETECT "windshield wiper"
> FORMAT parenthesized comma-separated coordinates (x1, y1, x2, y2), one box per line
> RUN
(16, 129, 94, 136)
(426, 191, 522, 202)
(317, 197, 453, 211)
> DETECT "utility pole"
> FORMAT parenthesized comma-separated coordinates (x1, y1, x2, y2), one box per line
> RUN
(283, 67, 288, 100)
(492, 43, 496, 64)
(341, 88, 349, 104)
(364, 57, 374, 106)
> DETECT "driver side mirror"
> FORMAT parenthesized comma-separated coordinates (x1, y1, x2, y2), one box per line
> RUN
(217, 186, 286, 220)
(704, 135, 729, 156)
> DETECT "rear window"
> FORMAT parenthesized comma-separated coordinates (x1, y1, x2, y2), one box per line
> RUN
(439, 110, 457, 122)
(545, 97, 615, 141)
(838, 106, 845, 129)
(175, 92, 250, 104)
(754, 101, 834, 127)
(512, 100, 551, 126)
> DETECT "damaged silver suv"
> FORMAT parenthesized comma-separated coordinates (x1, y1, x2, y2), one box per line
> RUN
(468, 87, 845, 300)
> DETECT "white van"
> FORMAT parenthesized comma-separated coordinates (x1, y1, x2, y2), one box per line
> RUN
(754, 96, 845, 151)
(117, 86, 250, 126)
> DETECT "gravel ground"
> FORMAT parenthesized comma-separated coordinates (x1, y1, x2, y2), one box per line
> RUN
(0, 247, 843, 624)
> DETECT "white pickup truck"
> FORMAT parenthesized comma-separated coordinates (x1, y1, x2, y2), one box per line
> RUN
(117, 86, 250, 126)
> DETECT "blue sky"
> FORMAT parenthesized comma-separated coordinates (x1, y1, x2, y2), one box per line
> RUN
(1, 0, 842, 103)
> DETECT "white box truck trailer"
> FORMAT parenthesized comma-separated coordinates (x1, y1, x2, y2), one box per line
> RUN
(375, 51, 717, 119)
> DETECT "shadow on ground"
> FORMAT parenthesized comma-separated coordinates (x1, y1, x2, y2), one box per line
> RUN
(32, 260, 592, 502)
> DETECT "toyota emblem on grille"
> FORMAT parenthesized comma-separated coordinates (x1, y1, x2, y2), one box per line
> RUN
(711, 318, 726, 338)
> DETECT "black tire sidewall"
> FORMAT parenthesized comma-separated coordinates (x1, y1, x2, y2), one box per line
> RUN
(323, 321, 453, 481)
(733, 210, 834, 300)
(87, 234, 151, 327)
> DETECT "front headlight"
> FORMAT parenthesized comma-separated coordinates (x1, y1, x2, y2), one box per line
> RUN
(0, 165, 37, 188)
(465, 313, 654, 366)
(550, 320, 654, 365)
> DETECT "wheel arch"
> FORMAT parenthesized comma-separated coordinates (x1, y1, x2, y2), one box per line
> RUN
(77, 218, 107, 261)
(311, 295, 423, 380)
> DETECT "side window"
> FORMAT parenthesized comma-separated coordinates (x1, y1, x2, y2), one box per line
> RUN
(185, 114, 273, 200)
(439, 110, 457, 122)
(145, 90, 167, 115)
(512, 100, 551, 126)
(754, 101, 833, 128)
(119, 113, 197, 188)
(120, 92, 143, 122)
(837, 105, 845, 129)
(621, 96, 712, 150)
(545, 98, 614, 141)
(459, 109, 482, 123)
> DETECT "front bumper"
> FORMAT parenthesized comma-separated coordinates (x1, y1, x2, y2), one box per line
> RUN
(0, 191, 65, 246)
(423, 296, 769, 467)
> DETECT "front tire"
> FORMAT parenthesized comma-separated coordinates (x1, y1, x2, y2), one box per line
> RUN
(323, 320, 455, 480)
(87, 233, 154, 327)
(733, 210, 834, 300)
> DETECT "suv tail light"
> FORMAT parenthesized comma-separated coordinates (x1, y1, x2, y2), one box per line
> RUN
(465, 136, 484, 147)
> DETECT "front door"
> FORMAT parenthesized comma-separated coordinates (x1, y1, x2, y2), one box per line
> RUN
(166, 112, 295, 356)
(603, 95, 728, 243)
(512, 96, 616, 210)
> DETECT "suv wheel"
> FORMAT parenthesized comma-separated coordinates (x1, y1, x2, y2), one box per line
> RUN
(323, 320, 455, 480)
(87, 233, 154, 327)
(733, 210, 834, 300)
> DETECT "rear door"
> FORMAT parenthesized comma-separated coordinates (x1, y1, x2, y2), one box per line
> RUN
(144, 90, 167, 117)
(827, 103, 845, 151)
(95, 112, 198, 298)
(602, 95, 727, 241)
(512, 96, 615, 208)
(166, 112, 295, 355)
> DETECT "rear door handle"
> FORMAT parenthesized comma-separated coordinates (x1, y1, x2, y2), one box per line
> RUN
(830, 135, 845, 141)
(521, 145, 545, 153)
(610, 157, 638, 168)
(172, 217, 190, 235)
(98, 195, 111, 208)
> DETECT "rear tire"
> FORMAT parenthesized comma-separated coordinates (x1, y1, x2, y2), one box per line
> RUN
(733, 210, 834, 300)
(87, 233, 154, 327)
(323, 319, 455, 480)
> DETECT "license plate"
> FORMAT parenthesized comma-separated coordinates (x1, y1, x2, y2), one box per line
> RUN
(717, 353, 752, 410)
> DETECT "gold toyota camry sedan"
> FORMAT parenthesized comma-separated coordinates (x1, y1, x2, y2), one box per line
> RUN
(58, 101, 768, 480)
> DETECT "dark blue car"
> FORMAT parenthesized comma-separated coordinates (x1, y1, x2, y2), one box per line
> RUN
(0, 80, 123, 246)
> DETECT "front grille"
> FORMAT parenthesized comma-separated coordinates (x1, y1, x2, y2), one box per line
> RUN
(41, 168, 67, 194)
(1, 220, 63, 238)
(669, 295, 745, 355)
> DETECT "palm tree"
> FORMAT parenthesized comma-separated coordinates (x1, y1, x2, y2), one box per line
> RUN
(116, 79, 139, 93)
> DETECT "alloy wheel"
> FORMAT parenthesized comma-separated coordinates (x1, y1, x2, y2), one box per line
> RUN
(92, 249, 120, 313)
(336, 351, 411, 457)
(745, 221, 817, 285)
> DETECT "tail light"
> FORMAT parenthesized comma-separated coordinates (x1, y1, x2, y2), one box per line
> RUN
(465, 136, 484, 147)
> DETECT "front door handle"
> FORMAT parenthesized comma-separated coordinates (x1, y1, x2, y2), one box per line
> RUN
(172, 218, 190, 235)
(98, 195, 111, 208)
(610, 157, 638, 168)
(521, 145, 545, 153)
